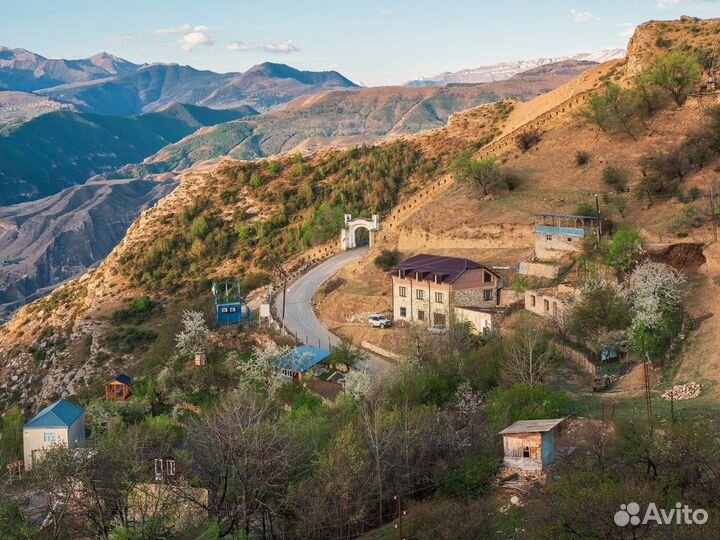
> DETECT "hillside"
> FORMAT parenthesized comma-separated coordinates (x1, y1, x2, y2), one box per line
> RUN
(0, 103, 256, 204)
(0, 179, 175, 319)
(0, 16, 719, 416)
(38, 61, 358, 116)
(130, 59, 597, 173)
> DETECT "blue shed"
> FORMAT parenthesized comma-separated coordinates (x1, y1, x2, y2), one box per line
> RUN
(277, 346, 331, 379)
(212, 281, 252, 326)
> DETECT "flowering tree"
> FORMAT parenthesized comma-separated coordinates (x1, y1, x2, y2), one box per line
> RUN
(626, 261, 686, 356)
(344, 369, 373, 400)
(175, 310, 209, 356)
(233, 343, 291, 393)
(626, 261, 686, 330)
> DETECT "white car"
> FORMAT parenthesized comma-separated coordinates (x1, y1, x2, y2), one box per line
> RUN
(368, 314, 392, 328)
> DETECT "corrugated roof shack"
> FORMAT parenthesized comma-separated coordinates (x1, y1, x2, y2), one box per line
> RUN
(499, 418, 566, 471)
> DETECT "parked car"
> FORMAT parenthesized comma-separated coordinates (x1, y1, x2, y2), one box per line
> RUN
(428, 325, 448, 334)
(592, 375, 610, 392)
(368, 314, 392, 328)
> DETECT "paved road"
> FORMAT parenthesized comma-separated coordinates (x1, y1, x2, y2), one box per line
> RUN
(275, 247, 392, 373)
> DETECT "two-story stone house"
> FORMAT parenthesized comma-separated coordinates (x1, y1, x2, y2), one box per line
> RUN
(391, 254, 503, 328)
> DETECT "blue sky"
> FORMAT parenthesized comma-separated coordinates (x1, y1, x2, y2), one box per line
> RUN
(1, 0, 718, 86)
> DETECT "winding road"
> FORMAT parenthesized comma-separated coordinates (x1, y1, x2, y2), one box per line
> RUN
(274, 247, 391, 373)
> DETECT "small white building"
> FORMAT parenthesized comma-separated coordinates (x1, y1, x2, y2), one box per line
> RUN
(23, 399, 85, 470)
(454, 306, 496, 335)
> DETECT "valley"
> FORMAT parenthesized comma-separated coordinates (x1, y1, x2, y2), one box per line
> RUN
(1, 11, 720, 540)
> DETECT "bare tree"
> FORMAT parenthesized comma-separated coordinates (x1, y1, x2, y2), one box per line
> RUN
(185, 391, 294, 538)
(502, 321, 556, 385)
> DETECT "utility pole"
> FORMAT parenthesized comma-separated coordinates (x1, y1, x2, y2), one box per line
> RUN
(710, 178, 718, 244)
(394, 495, 406, 540)
(643, 352, 653, 433)
(669, 389, 675, 423)
(595, 194, 602, 246)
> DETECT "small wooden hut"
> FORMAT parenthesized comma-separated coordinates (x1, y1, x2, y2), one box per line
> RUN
(499, 418, 566, 471)
(104, 373, 132, 401)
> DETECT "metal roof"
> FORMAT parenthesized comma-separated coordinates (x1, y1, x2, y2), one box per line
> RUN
(395, 254, 488, 284)
(24, 399, 84, 429)
(536, 213, 599, 220)
(499, 418, 566, 435)
(107, 373, 132, 385)
(277, 346, 331, 373)
(535, 225, 586, 238)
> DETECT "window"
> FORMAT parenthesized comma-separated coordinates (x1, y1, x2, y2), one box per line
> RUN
(567, 237, 573, 242)
(416, 289, 424, 300)
(553, 302, 558, 315)
(399, 307, 407, 318)
(483, 289, 493, 301)
(523, 446, 531, 458)
(281, 368, 294, 377)
(399, 286, 407, 298)
(530, 295, 536, 307)
(433, 313, 446, 327)
(43, 432, 57, 444)
(434, 292, 443, 303)
(154, 458, 163, 480)
(546, 234, 553, 241)
(229, 307, 237, 313)
(417, 310, 425, 321)
(166, 459, 176, 476)
(221, 307, 228, 313)
(544, 299, 550, 311)
(483, 271, 492, 283)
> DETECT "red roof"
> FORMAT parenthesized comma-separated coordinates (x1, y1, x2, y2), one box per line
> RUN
(395, 254, 484, 284)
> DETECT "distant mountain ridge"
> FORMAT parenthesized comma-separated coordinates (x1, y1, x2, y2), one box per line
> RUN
(37, 61, 358, 115)
(405, 48, 626, 87)
(0, 46, 141, 91)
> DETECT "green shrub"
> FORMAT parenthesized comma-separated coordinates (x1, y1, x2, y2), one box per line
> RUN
(607, 226, 644, 272)
(190, 216, 211, 240)
(111, 297, 160, 325)
(105, 327, 158, 353)
(249, 172, 263, 188)
(602, 165, 629, 192)
(373, 249, 402, 271)
(486, 383, 571, 429)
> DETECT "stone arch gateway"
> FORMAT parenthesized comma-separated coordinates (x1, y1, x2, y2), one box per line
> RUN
(340, 214, 380, 251)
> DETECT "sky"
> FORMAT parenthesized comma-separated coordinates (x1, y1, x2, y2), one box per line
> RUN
(1, 0, 719, 86)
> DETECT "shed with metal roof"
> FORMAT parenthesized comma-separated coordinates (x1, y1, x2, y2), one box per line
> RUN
(499, 418, 566, 471)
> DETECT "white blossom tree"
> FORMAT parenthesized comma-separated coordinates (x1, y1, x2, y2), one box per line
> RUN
(233, 343, 290, 394)
(343, 369, 374, 399)
(175, 310, 210, 356)
(626, 261, 686, 330)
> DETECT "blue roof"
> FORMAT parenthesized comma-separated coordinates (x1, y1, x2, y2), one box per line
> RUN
(108, 373, 132, 385)
(24, 399, 84, 429)
(277, 346, 331, 373)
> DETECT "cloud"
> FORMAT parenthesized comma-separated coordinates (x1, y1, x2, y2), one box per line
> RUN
(155, 24, 214, 51)
(227, 41, 252, 52)
(179, 31, 214, 51)
(261, 40, 300, 53)
(327, 63, 340, 70)
(226, 39, 301, 54)
(617, 22, 637, 38)
(157, 24, 194, 35)
(570, 9, 599, 23)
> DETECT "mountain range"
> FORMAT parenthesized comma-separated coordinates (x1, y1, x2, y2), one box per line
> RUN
(405, 48, 625, 86)
(0, 103, 257, 205)
(0, 45, 611, 315)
